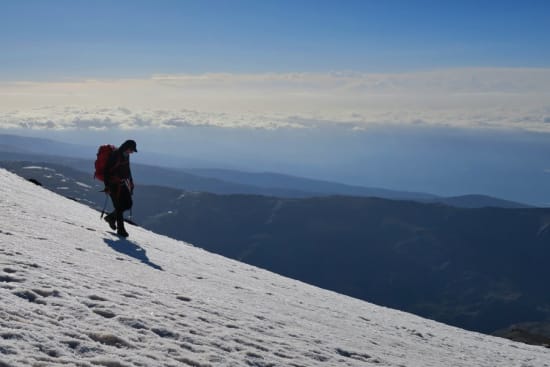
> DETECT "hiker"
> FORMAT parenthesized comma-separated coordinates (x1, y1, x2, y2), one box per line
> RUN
(103, 140, 137, 237)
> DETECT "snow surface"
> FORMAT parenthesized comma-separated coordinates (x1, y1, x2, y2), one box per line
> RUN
(0, 168, 549, 367)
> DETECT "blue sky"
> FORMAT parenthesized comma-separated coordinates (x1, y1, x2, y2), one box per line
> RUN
(1, 0, 550, 204)
(1, 0, 549, 78)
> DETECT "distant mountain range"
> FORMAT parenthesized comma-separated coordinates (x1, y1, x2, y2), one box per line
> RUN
(2, 159, 549, 346)
(186, 168, 438, 201)
(136, 191, 550, 336)
(0, 134, 531, 208)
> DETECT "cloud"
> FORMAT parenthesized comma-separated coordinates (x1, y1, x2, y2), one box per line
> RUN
(1, 68, 550, 132)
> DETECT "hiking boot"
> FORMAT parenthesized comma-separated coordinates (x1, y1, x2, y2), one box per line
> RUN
(104, 213, 117, 230)
(117, 228, 129, 238)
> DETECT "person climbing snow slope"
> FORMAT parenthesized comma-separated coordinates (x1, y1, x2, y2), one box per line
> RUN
(103, 139, 137, 238)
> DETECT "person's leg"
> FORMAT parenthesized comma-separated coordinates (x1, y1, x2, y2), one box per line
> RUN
(109, 185, 128, 237)
(104, 212, 117, 230)
(115, 210, 128, 237)
(105, 185, 118, 230)
(115, 185, 132, 237)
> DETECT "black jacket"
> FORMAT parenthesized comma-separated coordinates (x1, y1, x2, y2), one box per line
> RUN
(104, 148, 133, 187)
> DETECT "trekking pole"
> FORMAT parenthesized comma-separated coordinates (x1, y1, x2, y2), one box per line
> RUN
(100, 193, 108, 219)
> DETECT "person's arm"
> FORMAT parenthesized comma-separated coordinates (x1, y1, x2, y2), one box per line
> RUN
(128, 161, 134, 194)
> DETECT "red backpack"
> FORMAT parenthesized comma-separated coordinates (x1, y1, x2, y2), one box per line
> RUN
(94, 144, 116, 181)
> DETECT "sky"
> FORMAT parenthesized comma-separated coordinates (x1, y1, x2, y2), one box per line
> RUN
(1, 0, 550, 202)
(2, 167, 550, 366)
(1, 0, 550, 77)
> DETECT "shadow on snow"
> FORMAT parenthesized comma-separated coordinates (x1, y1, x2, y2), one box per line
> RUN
(103, 236, 163, 271)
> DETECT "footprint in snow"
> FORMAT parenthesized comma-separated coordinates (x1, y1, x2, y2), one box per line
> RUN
(336, 348, 383, 364)
(93, 309, 117, 319)
(0, 274, 25, 283)
(88, 295, 109, 302)
(151, 328, 178, 339)
(13, 289, 47, 304)
(32, 288, 61, 298)
(118, 317, 149, 330)
(88, 332, 133, 349)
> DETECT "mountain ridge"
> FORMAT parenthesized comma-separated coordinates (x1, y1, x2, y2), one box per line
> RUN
(1, 167, 549, 366)
(1, 160, 548, 341)
(0, 154, 531, 208)
(1, 133, 534, 207)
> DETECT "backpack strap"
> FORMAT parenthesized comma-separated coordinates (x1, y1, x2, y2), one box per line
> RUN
(104, 150, 122, 184)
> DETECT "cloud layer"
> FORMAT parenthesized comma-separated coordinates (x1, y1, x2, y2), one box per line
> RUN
(1, 68, 550, 132)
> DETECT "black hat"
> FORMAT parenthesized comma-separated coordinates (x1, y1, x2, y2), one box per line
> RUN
(121, 139, 137, 152)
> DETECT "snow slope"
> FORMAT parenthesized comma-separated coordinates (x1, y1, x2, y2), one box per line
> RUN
(0, 168, 548, 367)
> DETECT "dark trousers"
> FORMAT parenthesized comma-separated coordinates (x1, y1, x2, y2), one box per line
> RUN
(107, 183, 133, 230)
